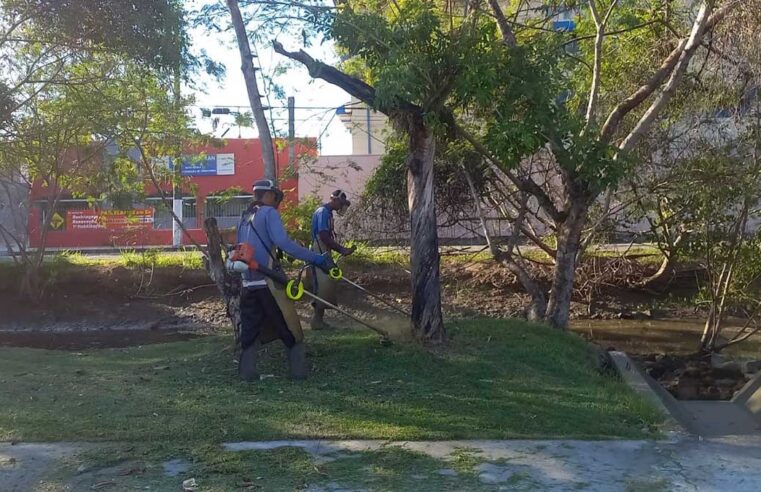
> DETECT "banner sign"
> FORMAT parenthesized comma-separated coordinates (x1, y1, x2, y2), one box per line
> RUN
(168, 153, 235, 176)
(67, 209, 154, 231)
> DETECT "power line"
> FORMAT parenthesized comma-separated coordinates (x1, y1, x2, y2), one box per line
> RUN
(189, 101, 371, 111)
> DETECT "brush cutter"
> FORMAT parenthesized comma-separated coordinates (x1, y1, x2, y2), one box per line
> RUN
(333, 270, 411, 318)
(227, 243, 391, 341)
(330, 257, 411, 318)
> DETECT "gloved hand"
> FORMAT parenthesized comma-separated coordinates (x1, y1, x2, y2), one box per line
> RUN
(341, 245, 357, 256)
(315, 252, 337, 274)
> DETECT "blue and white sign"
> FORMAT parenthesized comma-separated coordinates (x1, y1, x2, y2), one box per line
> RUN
(168, 154, 236, 176)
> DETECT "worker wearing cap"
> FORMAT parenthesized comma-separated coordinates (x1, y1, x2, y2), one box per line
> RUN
(309, 190, 356, 330)
(236, 179, 333, 381)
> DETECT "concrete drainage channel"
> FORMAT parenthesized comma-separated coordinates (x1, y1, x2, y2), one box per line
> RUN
(609, 351, 761, 437)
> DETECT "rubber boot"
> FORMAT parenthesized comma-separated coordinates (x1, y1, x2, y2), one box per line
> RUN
(238, 341, 259, 382)
(310, 307, 331, 331)
(288, 342, 308, 380)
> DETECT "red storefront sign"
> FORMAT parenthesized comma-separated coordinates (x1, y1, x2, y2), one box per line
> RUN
(67, 209, 154, 230)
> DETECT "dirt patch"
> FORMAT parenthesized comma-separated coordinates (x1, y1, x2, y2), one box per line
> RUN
(0, 256, 740, 354)
(0, 329, 204, 350)
(636, 353, 749, 400)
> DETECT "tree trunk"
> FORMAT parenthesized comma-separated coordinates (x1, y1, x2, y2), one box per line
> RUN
(547, 201, 589, 329)
(227, 0, 277, 181)
(204, 217, 243, 348)
(499, 258, 546, 321)
(406, 118, 445, 342)
(641, 253, 676, 288)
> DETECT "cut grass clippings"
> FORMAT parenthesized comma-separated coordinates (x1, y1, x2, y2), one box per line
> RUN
(0, 319, 662, 443)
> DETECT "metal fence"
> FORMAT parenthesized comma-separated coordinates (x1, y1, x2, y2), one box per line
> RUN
(337, 208, 517, 246)
(204, 196, 252, 230)
(145, 198, 197, 230)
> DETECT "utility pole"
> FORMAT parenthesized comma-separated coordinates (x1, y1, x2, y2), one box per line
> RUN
(172, 68, 183, 248)
(227, 0, 277, 182)
(288, 96, 295, 167)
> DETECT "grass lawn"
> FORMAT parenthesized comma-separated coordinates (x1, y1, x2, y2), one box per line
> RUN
(41, 444, 549, 491)
(0, 319, 661, 443)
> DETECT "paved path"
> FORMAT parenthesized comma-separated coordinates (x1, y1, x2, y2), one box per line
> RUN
(224, 437, 761, 491)
(4, 436, 761, 491)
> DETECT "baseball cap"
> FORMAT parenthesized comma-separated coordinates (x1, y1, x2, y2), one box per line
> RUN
(253, 179, 284, 202)
(331, 189, 350, 206)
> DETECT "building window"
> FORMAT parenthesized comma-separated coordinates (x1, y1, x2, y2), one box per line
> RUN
(205, 195, 253, 230)
(145, 197, 197, 230)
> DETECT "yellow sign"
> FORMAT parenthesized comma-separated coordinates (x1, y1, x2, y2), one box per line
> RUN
(49, 212, 65, 230)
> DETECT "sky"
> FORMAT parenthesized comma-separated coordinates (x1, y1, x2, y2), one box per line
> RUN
(187, 10, 354, 156)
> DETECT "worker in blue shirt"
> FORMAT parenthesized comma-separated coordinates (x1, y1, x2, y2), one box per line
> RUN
(309, 190, 356, 330)
(235, 179, 333, 381)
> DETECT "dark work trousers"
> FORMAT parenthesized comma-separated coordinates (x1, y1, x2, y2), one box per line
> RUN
(239, 286, 296, 350)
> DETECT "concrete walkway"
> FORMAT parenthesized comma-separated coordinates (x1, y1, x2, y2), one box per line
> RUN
(222, 437, 761, 491)
(3, 436, 761, 491)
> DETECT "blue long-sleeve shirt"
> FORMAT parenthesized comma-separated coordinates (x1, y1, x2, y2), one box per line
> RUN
(237, 205, 322, 288)
(311, 205, 333, 242)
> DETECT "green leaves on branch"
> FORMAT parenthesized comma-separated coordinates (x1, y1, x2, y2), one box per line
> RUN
(4, 0, 190, 72)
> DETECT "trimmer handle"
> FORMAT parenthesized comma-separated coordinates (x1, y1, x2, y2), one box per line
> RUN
(256, 264, 288, 286)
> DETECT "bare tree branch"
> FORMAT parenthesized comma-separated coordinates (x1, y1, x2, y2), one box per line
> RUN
(601, 0, 742, 145)
(584, 0, 618, 132)
(618, 0, 716, 153)
(487, 0, 517, 47)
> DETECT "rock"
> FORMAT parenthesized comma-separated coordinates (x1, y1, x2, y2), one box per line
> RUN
(719, 387, 735, 400)
(711, 354, 742, 373)
(646, 366, 666, 379)
(706, 386, 721, 400)
(742, 360, 761, 374)
(712, 353, 728, 366)
(677, 378, 700, 400)
(715, 378, 737, 388)
(620, 310, 652, 320)
(713, 364, 743, 378)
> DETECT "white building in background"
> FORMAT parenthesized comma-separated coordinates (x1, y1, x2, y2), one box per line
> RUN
(0, 171, 28, 254)
(336, 98, 390, 156)
(299, 98, 388, 205)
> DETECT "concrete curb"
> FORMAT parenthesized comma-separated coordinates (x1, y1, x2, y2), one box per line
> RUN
(733, 370, 761, 417)
(608, 351, 692, 436)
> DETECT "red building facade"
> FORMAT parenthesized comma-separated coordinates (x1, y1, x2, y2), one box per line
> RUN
(28, 139, 305, 249)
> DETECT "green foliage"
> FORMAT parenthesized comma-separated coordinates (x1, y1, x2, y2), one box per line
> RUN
(363, 135, 489, 217)
(4, 0, 190, 72)
(208, 187, 247, 206)
(280, 195, 322, 245)
(331, 0, 499, 119)
(678, 146, 761, 309)
(119, 248, 204, 270)
(468, 36, 622, 190)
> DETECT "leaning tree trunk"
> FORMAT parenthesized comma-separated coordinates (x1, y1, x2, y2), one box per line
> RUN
(406, 118, 445, 342)
(546, 200, 589, 329)
(227, 0, 277, 181)
(204, 217, 243, 348)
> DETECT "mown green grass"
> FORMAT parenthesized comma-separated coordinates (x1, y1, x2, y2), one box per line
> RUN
(0, 319, 661, 444)
(45, 444, 518, 491)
